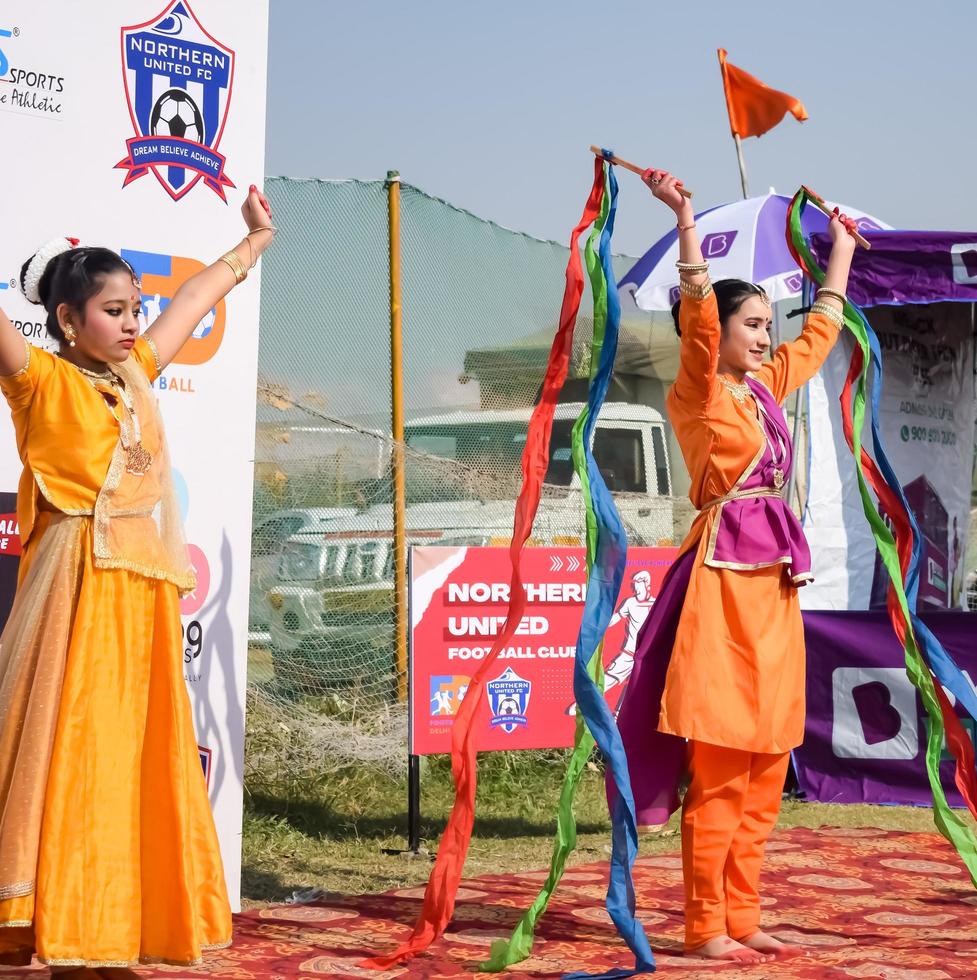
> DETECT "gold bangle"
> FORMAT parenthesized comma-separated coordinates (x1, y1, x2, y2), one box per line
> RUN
(245, 226, 278, 270)
(809, 301, 845, 329)
(219, 250, 247, 284)
(679, 278, 713, 300)
(676, 260, 709, 273)
(245, 236, 254, 271)
(816, 287, 847, 305)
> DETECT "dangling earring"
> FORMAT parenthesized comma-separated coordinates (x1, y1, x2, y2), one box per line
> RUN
(65, 326, 76, 348)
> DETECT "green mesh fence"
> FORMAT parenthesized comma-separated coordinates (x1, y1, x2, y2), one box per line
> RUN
(246, 176, 690, 774)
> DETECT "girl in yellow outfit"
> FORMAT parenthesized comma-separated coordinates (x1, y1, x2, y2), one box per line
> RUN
(0, 186, 275, 977)
(617, 170, 856, 965)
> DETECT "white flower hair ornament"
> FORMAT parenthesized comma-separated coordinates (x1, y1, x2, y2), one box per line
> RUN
(21, 237, 81, 305)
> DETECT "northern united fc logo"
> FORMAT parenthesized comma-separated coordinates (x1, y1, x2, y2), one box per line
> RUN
(116, 1, 235, 201)
(486, 667, 531, 734)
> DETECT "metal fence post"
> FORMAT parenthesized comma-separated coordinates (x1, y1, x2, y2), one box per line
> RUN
(387, 170, 408, 703)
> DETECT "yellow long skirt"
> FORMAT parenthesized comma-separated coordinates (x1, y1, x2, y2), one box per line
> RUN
(0, 513, 231, 967)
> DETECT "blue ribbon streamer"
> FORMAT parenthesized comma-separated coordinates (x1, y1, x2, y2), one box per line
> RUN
(564, 164, 656, 980)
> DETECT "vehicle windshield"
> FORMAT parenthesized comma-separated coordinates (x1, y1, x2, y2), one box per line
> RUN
(404, 419, 648, 501)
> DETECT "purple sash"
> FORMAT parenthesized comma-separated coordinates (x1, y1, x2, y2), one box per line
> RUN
(610, 376, 811, 825)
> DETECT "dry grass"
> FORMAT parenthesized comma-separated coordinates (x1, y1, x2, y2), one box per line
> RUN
(241, 750, 939, 907)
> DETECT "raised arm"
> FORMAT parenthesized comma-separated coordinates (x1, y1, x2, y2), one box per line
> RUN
(0, 306, 29, 377)
(644, 169, 720, 416)
(146, 185, 275, 368)
(755, 211, 856, 403)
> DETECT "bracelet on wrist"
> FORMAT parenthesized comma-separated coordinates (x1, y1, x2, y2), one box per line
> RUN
(679, 278, 713, 300)
(242, 227, 278, 271)
(816, 286, 846, 305)
(677, 221, 696, 232)
(809, 300, 845, 329)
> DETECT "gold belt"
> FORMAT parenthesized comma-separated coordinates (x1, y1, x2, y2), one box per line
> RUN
(700, 486, 785, 512)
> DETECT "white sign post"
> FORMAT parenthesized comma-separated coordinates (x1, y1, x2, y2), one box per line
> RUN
(0, 0, 268, 908)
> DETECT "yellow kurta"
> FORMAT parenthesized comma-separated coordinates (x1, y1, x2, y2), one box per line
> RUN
(0, 339, 231, 967)
(659, 291, 841, 753)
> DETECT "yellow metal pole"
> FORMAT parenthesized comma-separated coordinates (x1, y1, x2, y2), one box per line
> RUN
(387, 170, 409, 703)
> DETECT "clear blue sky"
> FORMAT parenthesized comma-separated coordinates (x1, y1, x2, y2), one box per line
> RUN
(265, 0, 977, 257)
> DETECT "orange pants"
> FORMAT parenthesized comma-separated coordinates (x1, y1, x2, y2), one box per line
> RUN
(681, 740, 790, 950)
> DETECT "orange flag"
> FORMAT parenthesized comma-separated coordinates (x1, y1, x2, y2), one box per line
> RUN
(718, 48, 808, 139)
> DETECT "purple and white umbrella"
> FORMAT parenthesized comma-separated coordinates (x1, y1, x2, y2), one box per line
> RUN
(619, 191, 891, 311)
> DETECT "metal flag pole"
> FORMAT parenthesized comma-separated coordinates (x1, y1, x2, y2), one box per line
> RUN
(733, 133, 749, 199)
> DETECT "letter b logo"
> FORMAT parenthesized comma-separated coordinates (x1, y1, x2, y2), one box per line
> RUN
(950, 243, 977, 285)
(831, 667, 918, 760)
(700, 231, 738, 259)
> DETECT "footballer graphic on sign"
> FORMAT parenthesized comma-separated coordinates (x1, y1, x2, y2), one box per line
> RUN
(117, 1, 235, 201)
(429, 675, 469, 718)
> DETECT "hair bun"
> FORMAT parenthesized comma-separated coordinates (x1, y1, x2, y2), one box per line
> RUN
(20, 237, 80, 304)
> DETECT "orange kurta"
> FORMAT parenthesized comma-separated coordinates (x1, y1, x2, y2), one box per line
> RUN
(0, 339, 231, 968)
(659, 292, 841, 753)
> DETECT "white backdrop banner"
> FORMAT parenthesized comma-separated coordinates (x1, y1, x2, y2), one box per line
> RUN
(0, 0, 268, 908)
(804, 303, 975, 612)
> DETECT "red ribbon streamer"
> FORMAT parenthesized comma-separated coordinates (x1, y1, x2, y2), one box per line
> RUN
(362, 157, 607, 970)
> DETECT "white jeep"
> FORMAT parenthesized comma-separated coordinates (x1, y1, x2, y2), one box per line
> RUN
(261, 402, 676, 693)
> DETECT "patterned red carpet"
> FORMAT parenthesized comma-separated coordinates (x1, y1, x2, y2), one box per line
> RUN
(10, 826, 977, 978)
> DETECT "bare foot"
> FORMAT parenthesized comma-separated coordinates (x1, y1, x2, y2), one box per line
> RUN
(687, 935, 772, 963)
(96, 970, 141, 979)
(736, 930, 806, 958)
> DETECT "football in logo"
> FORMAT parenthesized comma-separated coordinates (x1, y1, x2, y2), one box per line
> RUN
(151, 89, 204, 143)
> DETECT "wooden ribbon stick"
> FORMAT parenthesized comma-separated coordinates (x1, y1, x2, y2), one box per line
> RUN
(801, 185, 871, 249)
(590, 145, 693, 199)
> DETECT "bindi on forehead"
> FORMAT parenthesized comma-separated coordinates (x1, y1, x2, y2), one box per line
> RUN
(94, 274, 141, 302)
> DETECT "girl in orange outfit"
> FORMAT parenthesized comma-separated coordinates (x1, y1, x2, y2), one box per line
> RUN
(0, 187, 274, 978)
(615, 170, 856, 964)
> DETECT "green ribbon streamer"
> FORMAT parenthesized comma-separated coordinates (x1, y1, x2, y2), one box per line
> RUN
(481, 167, 613, 972)
(787, 193, 977, 882)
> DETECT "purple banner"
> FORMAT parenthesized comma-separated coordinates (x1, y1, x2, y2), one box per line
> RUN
(796, 610, 977, 807)
(809, 231, 977, 307)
